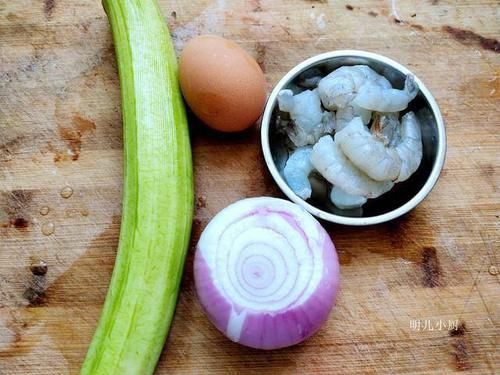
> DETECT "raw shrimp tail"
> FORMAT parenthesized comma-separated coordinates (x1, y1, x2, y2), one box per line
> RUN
(277, 89, 294, 113)
(283, 146, 314, 199)
(330, 186, 367, 209)
(278, 89, 334, 146)
(353, 74, 420, 112)
(404, 74, 419, 101)
(395, 111, 423, 182)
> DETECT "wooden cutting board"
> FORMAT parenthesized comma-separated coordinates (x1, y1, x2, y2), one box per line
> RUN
(1, 0, 498, 373)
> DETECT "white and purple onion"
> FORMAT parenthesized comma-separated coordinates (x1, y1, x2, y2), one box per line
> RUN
(194, 197, 340, 350)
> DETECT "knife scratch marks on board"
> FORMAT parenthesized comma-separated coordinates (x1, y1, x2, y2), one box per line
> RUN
(171, 0, 227, 54)
(54, 115, 96, 162)
(1, 217, 29, 230)
(1, 190, 33, 231)
(0, 317, 17, 352)
(442, 26, 500, 53)
(250, 0, 262, 12)
(37, 216, 121, 308)
(44, 0, 55, 19)
(23, 261, 49, 307)
(478, 164, 496, 189)
(421, 246, 443, 287)
(254, 42, 267, 73)
(0, 136, 26, 162)
(23, 271, 48, 307)
(449, 322, 472, 371)
(0, 307, 34, 355)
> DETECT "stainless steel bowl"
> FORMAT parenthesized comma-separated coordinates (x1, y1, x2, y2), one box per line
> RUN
(261, 50, 446, 226)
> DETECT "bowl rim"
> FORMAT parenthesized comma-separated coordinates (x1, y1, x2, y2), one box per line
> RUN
(260, 50, 447, 226)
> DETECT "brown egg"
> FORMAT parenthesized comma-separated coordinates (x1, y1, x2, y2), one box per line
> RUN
(179, 35, 267, 132)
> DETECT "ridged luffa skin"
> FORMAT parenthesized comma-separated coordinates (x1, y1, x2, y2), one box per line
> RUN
(81, 1, 193, 373)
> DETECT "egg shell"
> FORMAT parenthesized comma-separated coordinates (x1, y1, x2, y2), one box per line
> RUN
(179, 35, 267, 132)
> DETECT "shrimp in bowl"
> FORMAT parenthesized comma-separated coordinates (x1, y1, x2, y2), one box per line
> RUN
(261, 51, 446, 225)
(271, 62, 424, 211)
(335, 113, 423, 183)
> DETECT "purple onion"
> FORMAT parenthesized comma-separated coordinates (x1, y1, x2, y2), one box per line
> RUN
(194, 197, 340, 350)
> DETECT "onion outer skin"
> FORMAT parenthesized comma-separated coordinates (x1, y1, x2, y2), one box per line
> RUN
(194, 197, 340, 350)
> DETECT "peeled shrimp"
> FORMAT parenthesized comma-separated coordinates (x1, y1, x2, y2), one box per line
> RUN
(310, 135, 394, 198)
(278, 89, 322, 129)
(395, 112, 422, 182)
(278, 89, 335, 146)
(283, 146, 314, 199)
(354, 74, 419, 112)
(330, 186, 367, 209)
(336, 113, 423, 182)
(317, 65, 391, 110)
(335, 117, 402, 181)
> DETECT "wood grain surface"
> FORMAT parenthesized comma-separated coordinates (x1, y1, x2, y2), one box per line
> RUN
(1, 0, 498, 374)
